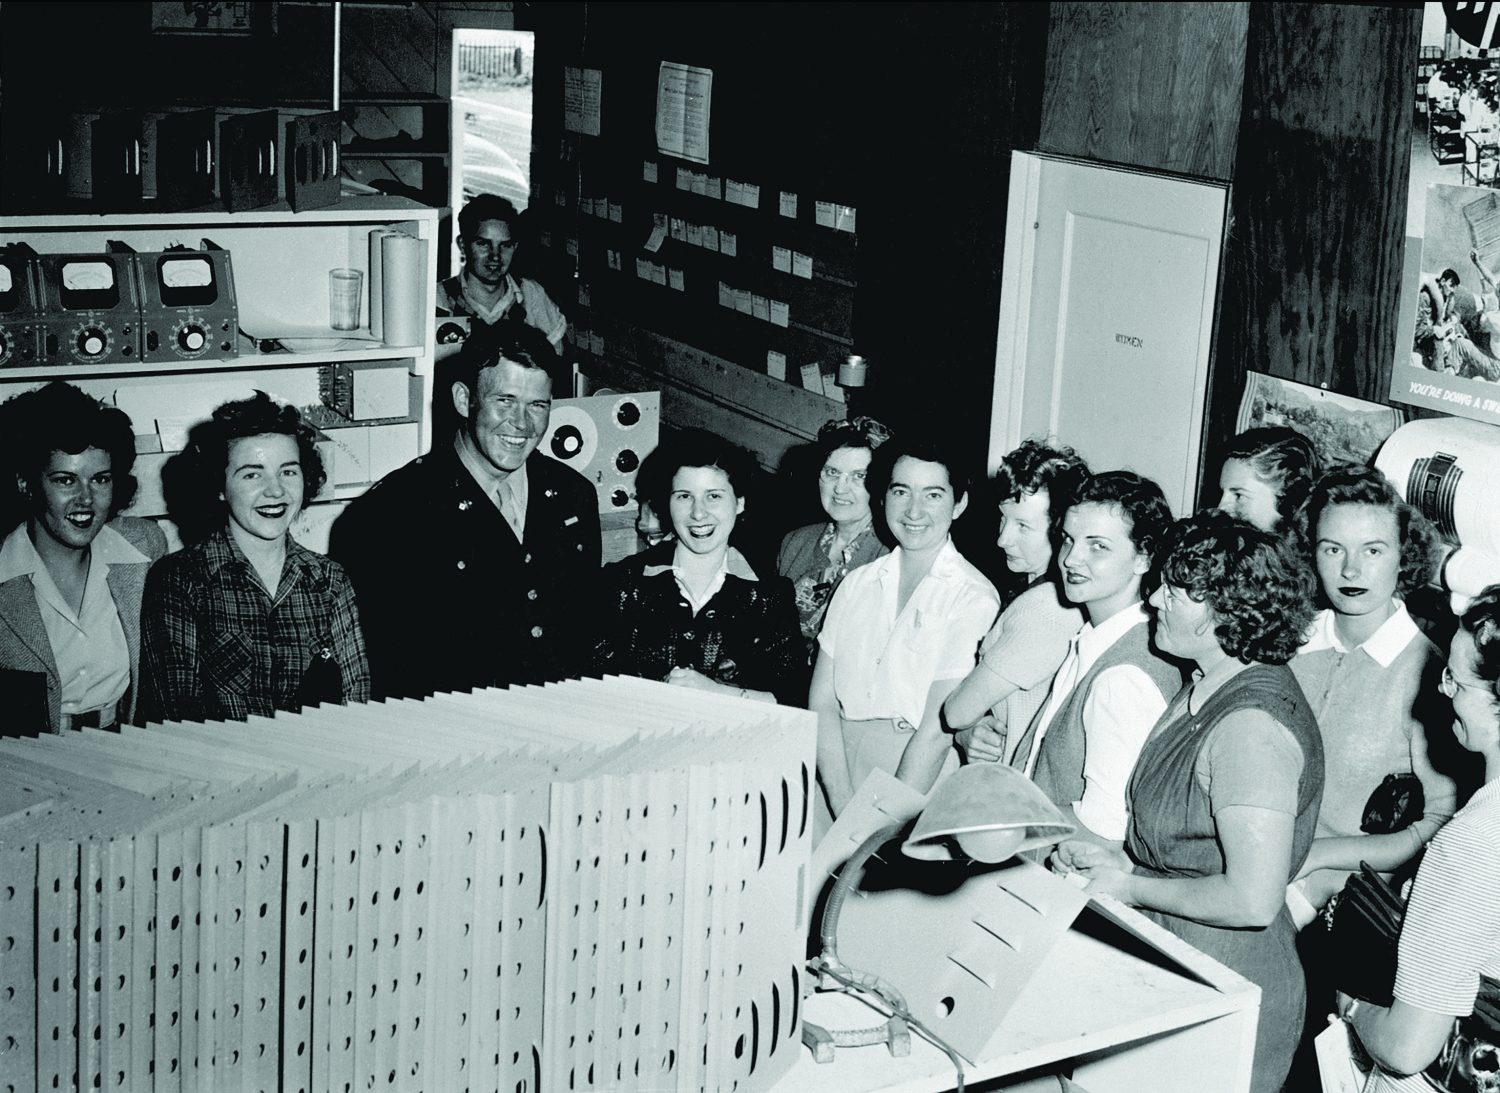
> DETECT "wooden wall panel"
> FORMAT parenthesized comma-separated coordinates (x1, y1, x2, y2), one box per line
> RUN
(1039, 2, 1247, 180)
(1207, 1, 1420, 492)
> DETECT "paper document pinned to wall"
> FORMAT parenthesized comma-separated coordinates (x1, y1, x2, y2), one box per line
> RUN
(655, 61, 712, 164)
(563, 66, 602, 136)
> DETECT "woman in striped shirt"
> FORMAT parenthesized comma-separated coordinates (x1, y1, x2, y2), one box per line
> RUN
(1343, 584, 1500, 1091)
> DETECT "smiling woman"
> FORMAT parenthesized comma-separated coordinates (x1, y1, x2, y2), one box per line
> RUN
(0, 382, 167, 734)
(588, 428, 804, 706)
(141, 392, 370, 724)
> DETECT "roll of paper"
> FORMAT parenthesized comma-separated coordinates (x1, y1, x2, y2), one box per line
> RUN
(380, 233, 426, 348)
(367, 228, 399, 340)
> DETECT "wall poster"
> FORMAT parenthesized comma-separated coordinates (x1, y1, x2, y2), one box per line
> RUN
(1241, 370, 1404, 469)
(1392, 3, 1500, 426)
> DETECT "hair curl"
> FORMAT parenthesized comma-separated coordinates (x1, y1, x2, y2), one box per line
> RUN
(0, 381, 140, 532)
(997, 438, 1090, 536)
(1305, 466, 1438, 599)
(1461, 584, 1500, 703)
(868, 431, 971, 506)
(1159, 511, 1317, 664)
(1223, 426, 1322, 528)
(170, 392, 325, 542)
(814, 416, 890, 467)
(647, 428, 757, 517)
(1069, 470, 1174, 565)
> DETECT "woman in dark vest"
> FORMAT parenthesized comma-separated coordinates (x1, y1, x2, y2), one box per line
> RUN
(1054, 512, 1324, 1093)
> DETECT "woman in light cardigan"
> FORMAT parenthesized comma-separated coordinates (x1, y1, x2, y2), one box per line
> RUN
(0, 382, 166, 734)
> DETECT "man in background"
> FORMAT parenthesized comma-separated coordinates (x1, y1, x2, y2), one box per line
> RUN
(437, 194, 567, 356)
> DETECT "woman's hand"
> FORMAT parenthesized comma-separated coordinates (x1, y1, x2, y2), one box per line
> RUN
(1052, 839, 1135, 902)
(665, 666, 720, 692)
(956, 714, 1006, 764)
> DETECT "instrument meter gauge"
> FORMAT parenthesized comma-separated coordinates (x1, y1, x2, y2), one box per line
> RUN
(160, 258, 212, 289)
(60, 262, 114, 292)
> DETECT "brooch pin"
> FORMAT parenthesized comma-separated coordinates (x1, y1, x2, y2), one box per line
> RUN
(458, 499, 472, 511)
(544, 489, 556, 499)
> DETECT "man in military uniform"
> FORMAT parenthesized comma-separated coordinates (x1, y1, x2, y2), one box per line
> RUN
(331, 323, 600, 699)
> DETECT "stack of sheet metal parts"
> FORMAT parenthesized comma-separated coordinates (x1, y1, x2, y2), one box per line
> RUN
(0, 677, 816, 1093)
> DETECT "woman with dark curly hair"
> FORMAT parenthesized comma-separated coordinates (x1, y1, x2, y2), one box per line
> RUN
(1215, 425, 1322, 534)
(0, 382, 167, 734)
(775, 416, 891, 657)
(1054, 511, 1324, 1093)
(590, 428, 804, 705)
(1288, 467, 1456, 922)
(141, 392, 369, 722)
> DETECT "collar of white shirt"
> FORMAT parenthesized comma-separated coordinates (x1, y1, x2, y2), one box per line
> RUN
(645, 545, 757, 614)
(460, 272, 521, 325)
(870, 538, 965, 587)
(0, 521, 148, 586)
(1299, 601, 1418, 667)
(1073, 600, 1151, 675)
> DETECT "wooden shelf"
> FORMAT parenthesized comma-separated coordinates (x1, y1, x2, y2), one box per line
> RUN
(0, 343, 422, 382)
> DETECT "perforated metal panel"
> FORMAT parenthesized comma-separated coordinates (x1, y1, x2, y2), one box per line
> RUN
(0, 680, 815, 1093)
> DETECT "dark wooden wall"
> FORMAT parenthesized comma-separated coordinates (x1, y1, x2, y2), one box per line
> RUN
(1207, 3, 1422, 496)
(1029, 2, 1420, 506)
(1038, 2, 1248, 180)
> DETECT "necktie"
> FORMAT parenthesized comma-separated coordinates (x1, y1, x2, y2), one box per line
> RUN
(497, 483, 522, 540)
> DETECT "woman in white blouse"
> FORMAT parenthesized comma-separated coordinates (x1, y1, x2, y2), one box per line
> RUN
(811, 434, 999, 820)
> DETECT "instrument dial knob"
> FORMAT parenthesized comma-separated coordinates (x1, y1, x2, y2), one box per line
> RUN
(177, 323, 208, 353)
(76, 326, 108, 359)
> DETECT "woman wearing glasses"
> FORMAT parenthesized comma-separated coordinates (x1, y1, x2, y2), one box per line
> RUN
(776, 417, 892, 658)
(1342, 585, 1500, 1091)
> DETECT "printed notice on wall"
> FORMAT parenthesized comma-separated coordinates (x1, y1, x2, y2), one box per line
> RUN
(563, 67, 602, 137)
(655, 61, 712, 164)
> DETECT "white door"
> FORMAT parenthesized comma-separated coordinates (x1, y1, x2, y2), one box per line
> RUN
(989, 153, 1228, 515)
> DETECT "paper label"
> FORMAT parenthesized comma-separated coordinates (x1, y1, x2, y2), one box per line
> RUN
(767, 350, 787, 381)
(563, 67, 602, 137)
(751, 294, 770, 321)
(792, 252, 813, 279)
(656, 61, 712, 164)
(779, 191, 798, 218)
(769, 300, 789, 328)
(643, 160, 658, 183)
(719, 230, 737, 258)
(669, 268, 686, 292)
(815, 200, 837, 228)
(772, 246, 791, 273)
(800, 363, 822, 390)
